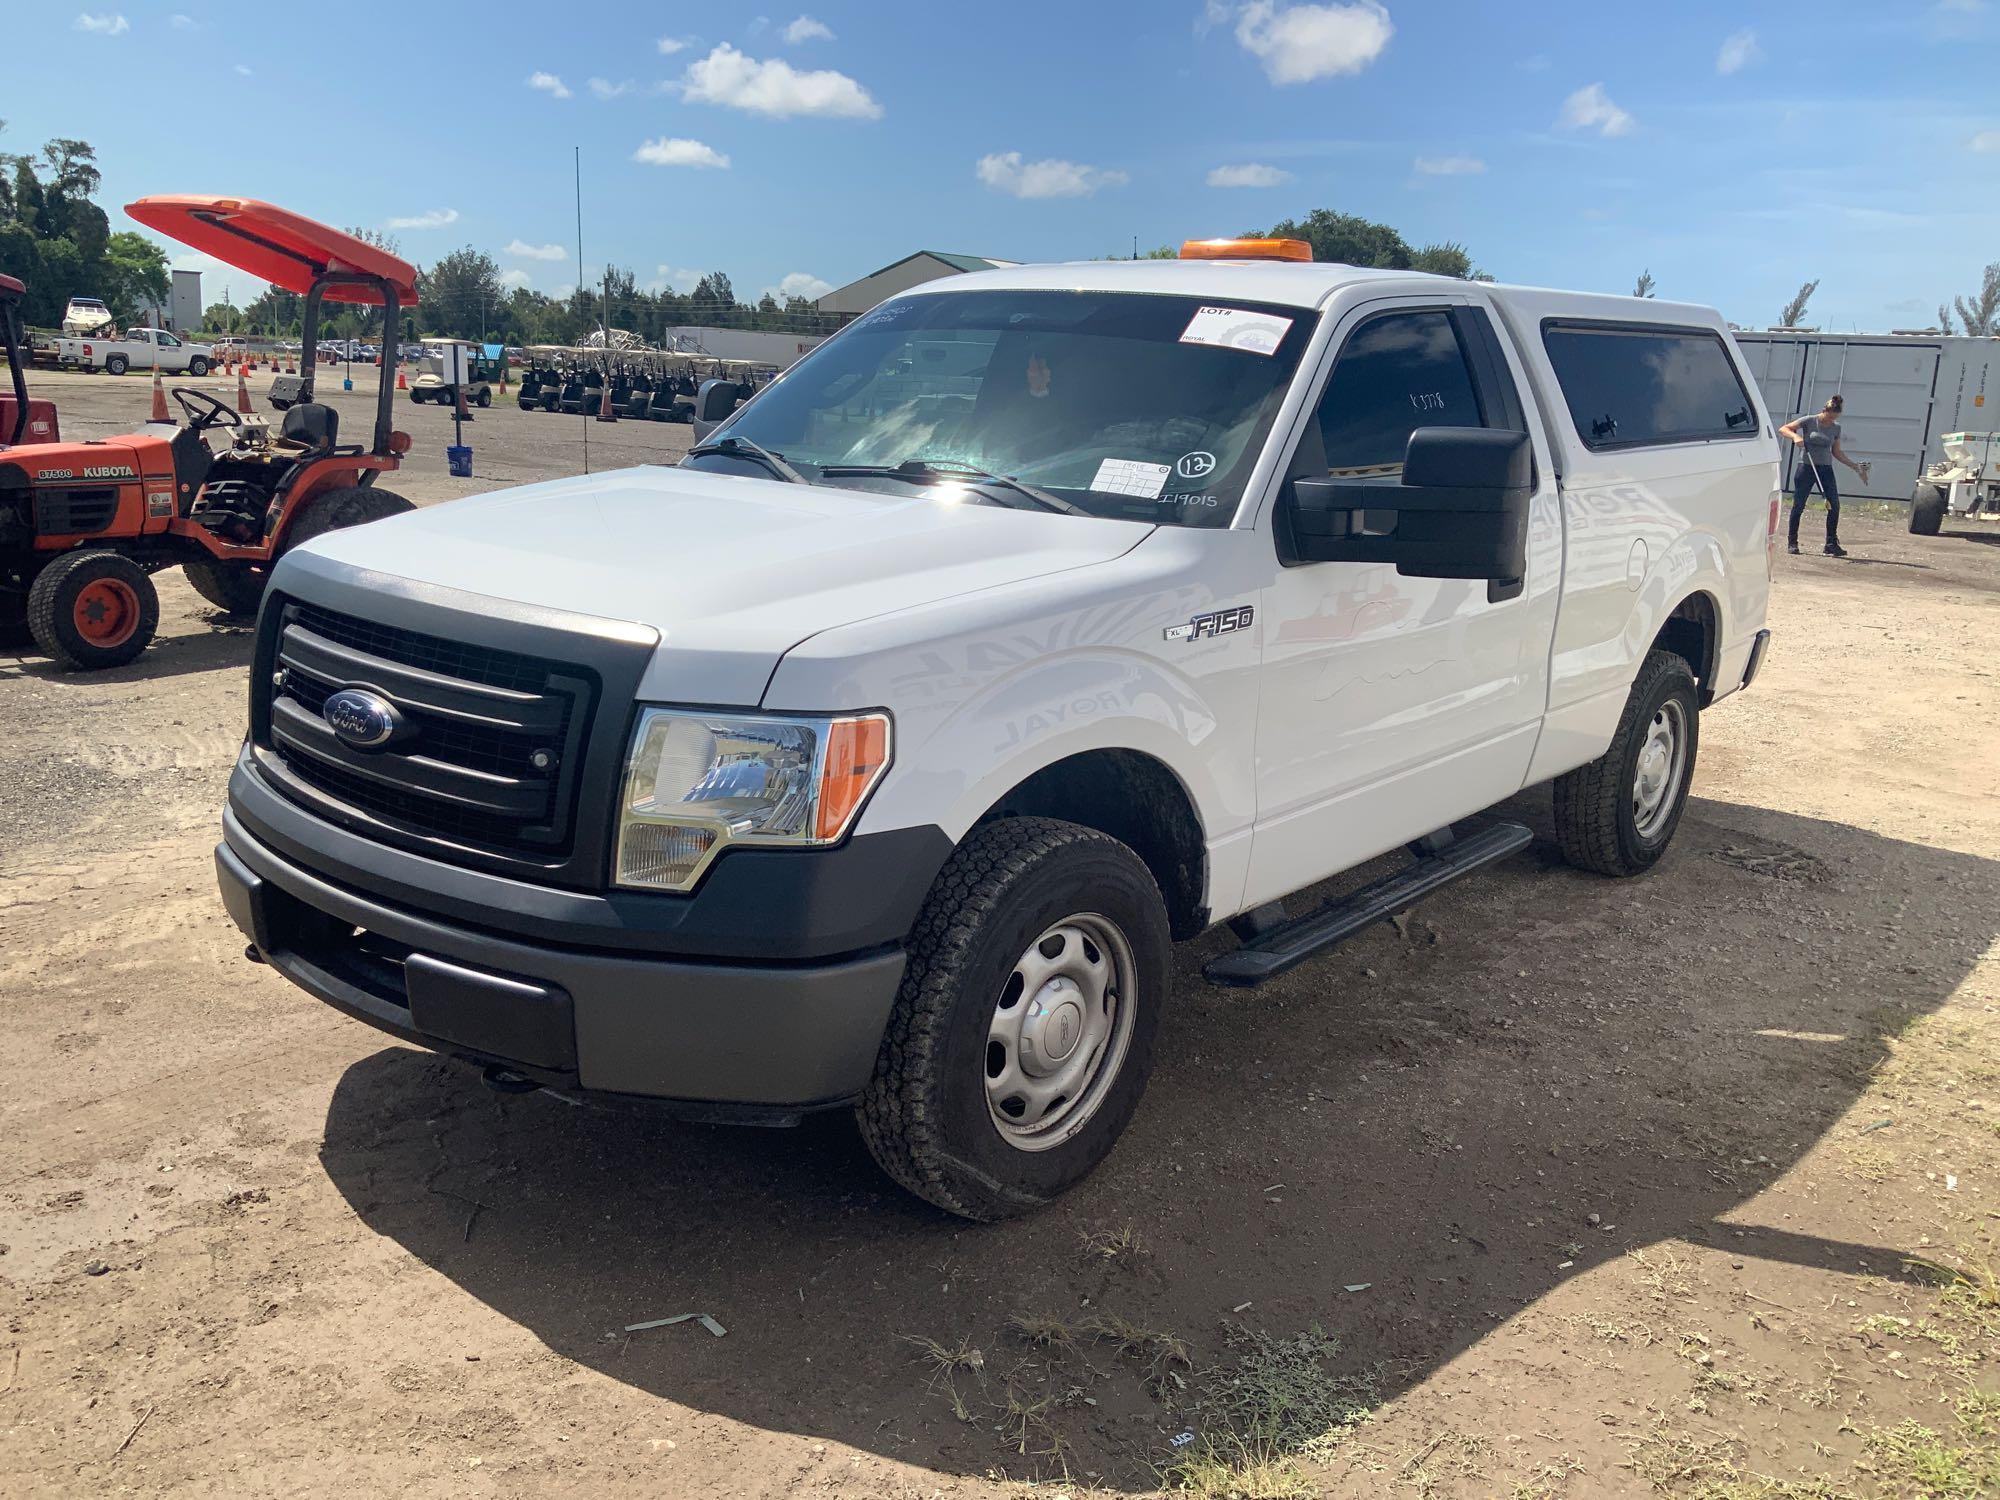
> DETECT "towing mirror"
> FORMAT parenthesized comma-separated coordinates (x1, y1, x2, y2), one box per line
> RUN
(690, 378, 743, 441)
(1286, 427, 1532, 583)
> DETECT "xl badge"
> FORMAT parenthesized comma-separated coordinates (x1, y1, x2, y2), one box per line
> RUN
(1164, 605, 1254, 643)
(323, 687, 402, 750)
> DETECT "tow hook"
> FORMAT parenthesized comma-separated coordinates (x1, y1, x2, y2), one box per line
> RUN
(481, 1065, 541, 1095)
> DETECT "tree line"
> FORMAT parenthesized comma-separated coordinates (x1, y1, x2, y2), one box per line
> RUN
(0, 126, 169, 327)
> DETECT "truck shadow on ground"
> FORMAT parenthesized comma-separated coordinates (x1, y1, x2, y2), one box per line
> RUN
(318, 790, 1997, 1489)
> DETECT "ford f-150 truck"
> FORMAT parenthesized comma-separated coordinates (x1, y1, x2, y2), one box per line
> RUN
(52, 325, 213, 376)
(215, 240, 1777, 1219)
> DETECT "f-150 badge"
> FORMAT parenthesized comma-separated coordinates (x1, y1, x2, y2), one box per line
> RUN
(1164, 605, 1254, 642)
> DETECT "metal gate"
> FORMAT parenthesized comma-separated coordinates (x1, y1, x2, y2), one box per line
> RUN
(1735, 334, 1941, 499)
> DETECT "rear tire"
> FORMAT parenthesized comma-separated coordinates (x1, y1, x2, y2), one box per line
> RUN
(182, 556, 269, 617)
(1909, 481, 1947, 537)
(106, 354, 129, 376)
(858, 817, 1170, 1221)
(27, 550, 159, 670)
(1552, 649, 1700, 877)
(281, 486, 416, 552)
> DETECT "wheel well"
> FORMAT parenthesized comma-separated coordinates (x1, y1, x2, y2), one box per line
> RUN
(976, 750, 1208, 940)
(1654, 591, 1719, 704)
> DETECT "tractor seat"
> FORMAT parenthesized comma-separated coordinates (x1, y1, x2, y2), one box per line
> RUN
(280, 401, 339, 454)
(169, 424, 214, 515)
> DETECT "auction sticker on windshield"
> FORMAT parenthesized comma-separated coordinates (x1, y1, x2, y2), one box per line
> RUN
(1091, 458, 1172, 498)
(1180, 306, 1294, 357)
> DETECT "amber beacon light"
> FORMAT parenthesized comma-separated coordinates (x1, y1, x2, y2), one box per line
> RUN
(1178, 237, 1314, 262)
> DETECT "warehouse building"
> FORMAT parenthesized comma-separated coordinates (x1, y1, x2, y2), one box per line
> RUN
(815, 251, 1016, 323)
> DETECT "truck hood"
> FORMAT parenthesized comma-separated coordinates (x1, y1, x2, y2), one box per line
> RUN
(285, 464, 1153, 705)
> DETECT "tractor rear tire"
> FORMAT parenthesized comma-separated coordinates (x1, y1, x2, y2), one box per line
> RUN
(282, 487, 416, 553)
(183, 557, 269, 617)
(28, 550, 160, 670)
(1909, 481, 1947, 536)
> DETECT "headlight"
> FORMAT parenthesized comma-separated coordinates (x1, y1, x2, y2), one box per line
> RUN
(615, 708, 891, 891)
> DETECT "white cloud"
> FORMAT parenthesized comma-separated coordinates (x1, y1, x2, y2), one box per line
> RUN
(505, 239, 568, 261)
(1559, 82, 1634, 138)
(1972, 130, 2000, 153)
(976, 151, 1128, 199)
(1517, 53, 1550, 71)
(74, 12, 129, 34)
(633, 136, 731, 169)
(1220, 1, 1393, 86)
(169, 13, 195, 27)
(385, 208, 460, 231)
(657, 35, 692, 53)
(1716, 28, 1760, 74)
(587, 77, 633, 99)
(654, 266, 703, 294)
(783, 14, 833, 43)
(765, 271, 833, 301)
(232, 63, 251, 75)
(1413, 154, 1485, 175)
(526, 71, 572, 99)
(498, 269, 533, 290)
(678, 43, 881, 119)
(1207, 162, 1290, 188)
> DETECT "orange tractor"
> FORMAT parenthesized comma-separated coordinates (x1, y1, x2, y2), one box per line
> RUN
(0, 198, 418, 669)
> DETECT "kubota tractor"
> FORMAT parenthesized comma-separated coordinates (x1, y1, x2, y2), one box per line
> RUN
(0, 197, 419, 669)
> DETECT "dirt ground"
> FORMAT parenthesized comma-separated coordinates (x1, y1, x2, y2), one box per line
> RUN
(3, 369, 1997, 1499)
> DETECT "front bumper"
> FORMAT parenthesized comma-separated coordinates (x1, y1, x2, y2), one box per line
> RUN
(217, 799, 913, 1118)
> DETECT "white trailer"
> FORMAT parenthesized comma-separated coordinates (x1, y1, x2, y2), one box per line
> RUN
(1731, 330, 1997, 501)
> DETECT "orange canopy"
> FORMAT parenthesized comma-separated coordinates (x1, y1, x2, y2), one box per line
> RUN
(124, 195, 419, 306)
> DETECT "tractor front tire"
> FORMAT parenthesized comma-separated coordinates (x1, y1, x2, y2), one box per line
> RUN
(282, 487, 416, 553)
(28, 550, 160, 670)
(183, 557, 269, 617)
(1909, 482, 1947, 537)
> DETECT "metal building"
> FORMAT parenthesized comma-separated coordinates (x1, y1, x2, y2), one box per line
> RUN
(1731, 330, 1997, 500)
(815, 251, 1016, 323)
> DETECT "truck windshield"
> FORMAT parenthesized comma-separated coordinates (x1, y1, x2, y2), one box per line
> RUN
(696, 289, 1315, 527)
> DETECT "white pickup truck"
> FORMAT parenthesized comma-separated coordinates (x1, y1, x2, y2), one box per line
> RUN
(53, 325, 213, 376)
(214, 242, 1777, 1219)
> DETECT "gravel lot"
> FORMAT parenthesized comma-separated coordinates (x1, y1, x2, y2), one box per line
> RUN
(3, 367, 1998, 1498)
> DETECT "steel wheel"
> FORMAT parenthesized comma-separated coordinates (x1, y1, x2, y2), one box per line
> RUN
(74, 577, 141, 648)
(1631, 698, 1689, 841)
(985, 912, 1137, 1151)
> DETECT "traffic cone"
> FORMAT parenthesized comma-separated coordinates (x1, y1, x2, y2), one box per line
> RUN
(395, 367, 407, 390)
(236, 363, 253, 415)
(151, 368, 170, 422)
(596, 382, 617, 423)
(286, 351, 297, 375)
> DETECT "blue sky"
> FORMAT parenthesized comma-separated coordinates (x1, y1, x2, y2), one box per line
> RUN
(9, 1, 1997, 331)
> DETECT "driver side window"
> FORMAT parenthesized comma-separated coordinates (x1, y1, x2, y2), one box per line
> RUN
(1313, 309, 1486, 475)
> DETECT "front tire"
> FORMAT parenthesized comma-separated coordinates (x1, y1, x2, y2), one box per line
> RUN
(188, 356, 210, 377)
(27, 550, 160, 670)
(859, 817, 1170, 1221)
(1552, 649, 1700, 877)
(1909, 481, 1947, 536)
(475, 387, 492, 408)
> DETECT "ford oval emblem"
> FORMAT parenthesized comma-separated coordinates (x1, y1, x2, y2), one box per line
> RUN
(323, 687, 401, 751)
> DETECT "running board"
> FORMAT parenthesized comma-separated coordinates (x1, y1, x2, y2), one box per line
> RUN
(1203, 821, 1533, 988)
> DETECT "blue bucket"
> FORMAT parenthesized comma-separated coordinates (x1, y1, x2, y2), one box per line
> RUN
(446, 444, 472, 478)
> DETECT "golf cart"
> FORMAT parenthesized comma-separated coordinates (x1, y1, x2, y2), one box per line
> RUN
(0, 196, 418, 668)
(1909, 432, 2000, 535)
(410, 339, 499, 407)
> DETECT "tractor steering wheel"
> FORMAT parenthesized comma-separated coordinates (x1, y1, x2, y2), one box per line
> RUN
(171, 386, 242, 436)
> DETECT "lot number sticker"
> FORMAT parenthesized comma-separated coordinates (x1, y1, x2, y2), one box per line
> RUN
(1179, 306, 1294, 357)
(1091, 457, 1173, 498)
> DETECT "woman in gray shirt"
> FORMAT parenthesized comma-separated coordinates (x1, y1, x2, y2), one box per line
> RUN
(1779, 395, 1869, 557)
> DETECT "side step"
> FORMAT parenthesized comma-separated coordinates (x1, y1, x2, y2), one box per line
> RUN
(1203, 821, 1533, 988)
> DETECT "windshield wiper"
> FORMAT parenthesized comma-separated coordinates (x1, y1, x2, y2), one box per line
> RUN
(685, 434, 807, 485)
(819, 459, 1089, 516)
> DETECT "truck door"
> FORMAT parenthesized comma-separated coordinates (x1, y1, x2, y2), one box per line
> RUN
(1242, 295, 1562, 909)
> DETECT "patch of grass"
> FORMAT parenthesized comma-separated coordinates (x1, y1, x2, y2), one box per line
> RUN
(1081, 1312, 1192, 1391)
(1904, 1252, 2000, 1335)
(1630, 1246, 1699, 1301)
(1077, 1222, 1143, 1263)
(1205, 1325, 1375, 1462)
(995, 1377, 1081, 1470)
(1953, 1382, 2000, 1441)
(1860, 1419, 2000, 1498)
(1158, 1435, 1314, 1500)
(1837, 1142, 1896, 1183)
(902, 1333, 986, 1422)
(1007, 1312, 1080, 1354)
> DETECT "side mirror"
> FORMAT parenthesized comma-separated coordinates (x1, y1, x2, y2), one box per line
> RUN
(1287, 427, 1532, 582)
(691, 377, 742, 441)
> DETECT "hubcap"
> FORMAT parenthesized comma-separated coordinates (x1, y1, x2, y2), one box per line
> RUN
(1632, 699, 1688, 840)
(985, 913, 1137, 1152)
(74, 578, 139, 647)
